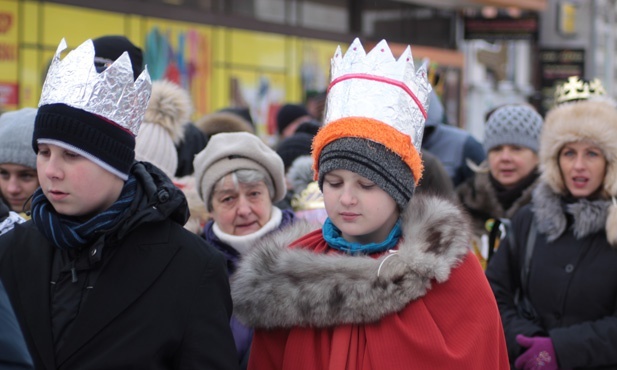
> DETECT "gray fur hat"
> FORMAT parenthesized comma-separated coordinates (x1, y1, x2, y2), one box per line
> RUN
(0, 108, 38, 169)
(483, 104, 543, 154)
(193, 131, 286, 207)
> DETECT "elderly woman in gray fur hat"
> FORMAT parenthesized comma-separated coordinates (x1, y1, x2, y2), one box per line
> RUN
(487, 99, 617, 370)
(456, 104, 543, 268)
(192, 131, 296, 368)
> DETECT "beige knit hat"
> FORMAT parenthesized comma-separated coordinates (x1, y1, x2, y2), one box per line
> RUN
(193, 132, 286, 207)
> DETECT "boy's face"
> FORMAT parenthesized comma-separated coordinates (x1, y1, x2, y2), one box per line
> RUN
(322, 169, 399, 245)
(0, 163, 38, 212)
(37, 143, 124, 220)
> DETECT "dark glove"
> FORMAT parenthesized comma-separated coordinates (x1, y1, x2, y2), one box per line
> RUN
(514, 334, 558, 370)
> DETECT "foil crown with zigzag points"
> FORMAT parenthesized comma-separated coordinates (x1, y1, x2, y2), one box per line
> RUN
(39, 38, 152, 136)
(324, 38, 431, 152)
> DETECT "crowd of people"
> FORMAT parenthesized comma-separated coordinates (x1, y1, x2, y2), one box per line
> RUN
(0, 34, 616, 370)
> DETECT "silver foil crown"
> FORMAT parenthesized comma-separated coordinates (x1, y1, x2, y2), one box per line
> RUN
(325, 38, 431, 152)
(39, 38, 152, 136)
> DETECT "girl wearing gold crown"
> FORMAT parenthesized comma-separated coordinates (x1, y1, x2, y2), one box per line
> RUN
(231, 39, 509, 369)
(487, 99, 617, 370)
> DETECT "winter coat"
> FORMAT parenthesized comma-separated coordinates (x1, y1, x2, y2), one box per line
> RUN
(232, 194, 509, 370)
(0, 162, 239, 370)
(0, 280, 33, 370)
(456, 166, 539, 267)
(486, 182, 617, 369)
(203, 208, 296, 368)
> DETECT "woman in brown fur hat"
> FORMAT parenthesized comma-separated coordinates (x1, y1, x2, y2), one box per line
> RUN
(487, 99, 617, 370)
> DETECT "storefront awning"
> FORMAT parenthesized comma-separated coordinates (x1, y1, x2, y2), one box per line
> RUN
(394, 0, 547, 12)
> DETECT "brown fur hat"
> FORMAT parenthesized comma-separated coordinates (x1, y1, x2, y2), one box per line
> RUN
(194, 111, 254, 137)
(540, 100, 617, 244)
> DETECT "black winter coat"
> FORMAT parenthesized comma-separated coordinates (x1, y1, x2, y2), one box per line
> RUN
(486, 183, 617, 370)
(0, 162, 239, 370)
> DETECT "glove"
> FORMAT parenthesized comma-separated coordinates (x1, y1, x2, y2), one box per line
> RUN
(514, 334, 558, 370)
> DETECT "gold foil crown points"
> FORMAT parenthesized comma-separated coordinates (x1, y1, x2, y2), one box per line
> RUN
(554, 76, 606, 105)
(325, 38, 432, 152)
(39, 38, 152, 136)
(291, 181, 325, 211)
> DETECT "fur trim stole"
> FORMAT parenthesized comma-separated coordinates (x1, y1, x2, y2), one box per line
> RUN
(532, 182, 610, 242)
(231, 195, 472, 329)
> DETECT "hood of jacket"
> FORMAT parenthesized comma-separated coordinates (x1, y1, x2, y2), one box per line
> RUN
(112, 161, 189, 241)
(532, 181, 611, 243)
(231, 194, 471, 329)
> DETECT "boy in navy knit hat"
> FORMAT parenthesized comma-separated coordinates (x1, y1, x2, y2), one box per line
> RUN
(0, 38, 237, 369)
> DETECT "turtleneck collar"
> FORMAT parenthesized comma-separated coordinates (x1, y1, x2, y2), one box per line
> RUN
(212, 206, 283, 255)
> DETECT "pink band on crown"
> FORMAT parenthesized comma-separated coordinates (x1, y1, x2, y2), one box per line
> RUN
(327, 73, 427, 119)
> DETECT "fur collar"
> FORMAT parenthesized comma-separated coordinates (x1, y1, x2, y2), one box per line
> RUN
(532, 182, 610, 242)
(457, 166, 538, 233)
(231, 194, 471, 329)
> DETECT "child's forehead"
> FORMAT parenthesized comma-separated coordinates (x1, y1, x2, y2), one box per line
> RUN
(324, 169, 371, 181)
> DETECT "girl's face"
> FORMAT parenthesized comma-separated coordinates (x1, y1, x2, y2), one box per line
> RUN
(488, 144, 539, 189)
(558, 141, 607, 198)
(0, 163, 38, 212)
(210, 174, 273, 236)
(323, 169, 399, 245)
(37, 143, 124, 220)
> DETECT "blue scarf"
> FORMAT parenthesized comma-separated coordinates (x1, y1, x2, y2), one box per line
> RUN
(31, 176, 137, 249)
(322, 217, 402, 255)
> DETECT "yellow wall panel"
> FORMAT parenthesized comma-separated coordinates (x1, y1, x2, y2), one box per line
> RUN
(22, 1, 39, 44)
(0, 0, 19, 109)
(229, 29, 286, 70)
(19, 47, 40, 107)
(5, 2, 344, 142)
(42, 4, 126, 48)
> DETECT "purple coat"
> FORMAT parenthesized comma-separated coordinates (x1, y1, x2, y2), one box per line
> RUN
(202, 208, 295, 366)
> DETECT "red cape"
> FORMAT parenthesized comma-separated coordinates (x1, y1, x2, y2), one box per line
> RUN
(248, 230, 510, 369)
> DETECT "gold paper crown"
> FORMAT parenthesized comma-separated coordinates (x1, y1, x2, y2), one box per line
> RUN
(291, 181, 325, 211)
(324, 38, 431, 152)
(39, 38, 152, 135)
(554, 76, 606, 105)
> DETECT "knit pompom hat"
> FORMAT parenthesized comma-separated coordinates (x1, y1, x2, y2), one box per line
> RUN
(135, 80, 191, 178)
(0, 108, 37, 169)
(193, 132, 286, 208)
(540, 100, 617, 245)
(483, 104, 543, 154)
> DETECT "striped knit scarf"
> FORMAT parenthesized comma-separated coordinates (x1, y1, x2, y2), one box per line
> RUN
(31, 176, 137, 249)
